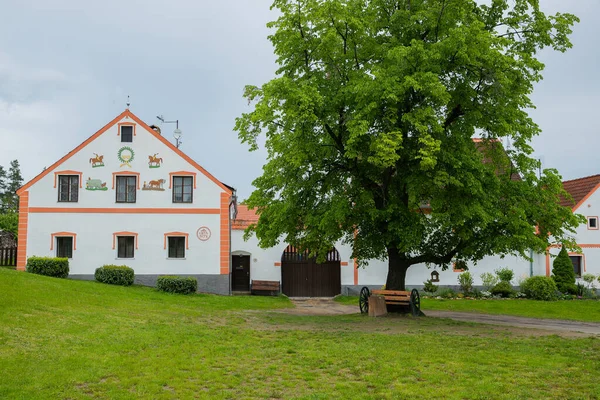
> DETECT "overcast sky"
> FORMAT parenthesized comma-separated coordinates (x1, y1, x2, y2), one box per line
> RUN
(0, 1, 597, 201)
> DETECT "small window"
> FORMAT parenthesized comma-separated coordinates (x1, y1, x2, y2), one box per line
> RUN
(121, 125, 133, 142)
(587, 217, 598, 230)
(173, 176, 193, 203)
(116, 176, 137, 203)
(56, 237, 73, 258)
(569, 255, 582, 278)
(168, 237, 186, 258)
(117, 236, 135, 258)
(58, 175, 79, 202)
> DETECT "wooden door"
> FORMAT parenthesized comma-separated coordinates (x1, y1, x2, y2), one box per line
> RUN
(232, 255, 250, 291)
(281, 246, 341, 297)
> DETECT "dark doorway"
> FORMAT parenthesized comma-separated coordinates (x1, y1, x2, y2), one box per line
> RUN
(569, 255, 582, 278)
(281, 246, 341, 297)
(232, 255, 250, 291)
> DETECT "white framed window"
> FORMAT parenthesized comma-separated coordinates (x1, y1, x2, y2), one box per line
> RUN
(56, 237, 73, 258)
(168, 237, 186, 259)
(117, 236, 135, 258)
(587, 217, 598, 230)
(120, 125, 134, 142)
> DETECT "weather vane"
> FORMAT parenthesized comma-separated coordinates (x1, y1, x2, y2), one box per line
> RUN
(126, 95, 131, 109)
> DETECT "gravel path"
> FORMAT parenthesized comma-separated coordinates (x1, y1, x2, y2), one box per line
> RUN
(283, 299, 600, 336)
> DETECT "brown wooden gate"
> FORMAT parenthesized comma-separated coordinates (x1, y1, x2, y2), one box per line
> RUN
(0, 246, 17, 267)
(281, 246, 341, 297)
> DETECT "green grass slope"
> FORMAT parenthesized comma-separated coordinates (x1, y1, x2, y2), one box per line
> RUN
(1, 269, 599, 399)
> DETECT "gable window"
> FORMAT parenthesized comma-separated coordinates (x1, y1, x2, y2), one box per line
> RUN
(587, 217, 598, 230)
(116, 176, 137, 203)
(56, 237, 73, 258)
(120, 125, 133, 142)
(168, 237, 186, 258)
(117, 236, 135, 258)
(569, 255, 582, 278)
(173, 176, 193, 203)
(58, 175, 79, 202)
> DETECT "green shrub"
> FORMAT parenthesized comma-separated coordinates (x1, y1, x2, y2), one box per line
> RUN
(552, 246, 576, 294)
(490, 281, 515, 298)
(26, 256, 69, 278)
(157, 276, 197, 294)
(95, 265, 134, 286)
(437, 288, 457, 299)
(422, 279, 438, 295)
(458, 271, 473, 294)
(520, 276, 557, 301)
(495, 267, 514, 283)
(480, 272, 499, 291)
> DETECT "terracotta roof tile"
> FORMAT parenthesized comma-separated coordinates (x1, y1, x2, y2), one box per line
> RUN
(232, 205, 259, 230)
(561, 174, 600, 209)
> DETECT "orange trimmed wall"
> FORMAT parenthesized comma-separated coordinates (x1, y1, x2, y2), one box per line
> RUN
(16, 192, 29, 270)
(220, 192, 230, 275)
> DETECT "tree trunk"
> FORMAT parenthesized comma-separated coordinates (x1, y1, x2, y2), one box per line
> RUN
(385, 247, 410, 290)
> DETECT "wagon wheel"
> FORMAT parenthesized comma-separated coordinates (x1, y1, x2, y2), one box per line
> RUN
(410, 288, 421, 317)
(359, 287, 371, 314)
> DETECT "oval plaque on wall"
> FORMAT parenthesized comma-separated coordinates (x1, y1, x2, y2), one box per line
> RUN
(196, 227, 211, 241)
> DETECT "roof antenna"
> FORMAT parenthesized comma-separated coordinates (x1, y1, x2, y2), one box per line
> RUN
(126, 95, 131, 109)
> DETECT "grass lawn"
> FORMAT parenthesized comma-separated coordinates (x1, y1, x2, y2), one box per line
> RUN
(2, 269, 600, 399)
(336, 295, 600, 323)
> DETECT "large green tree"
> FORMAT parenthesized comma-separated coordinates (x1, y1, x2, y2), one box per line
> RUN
(235, 0, 583, 290)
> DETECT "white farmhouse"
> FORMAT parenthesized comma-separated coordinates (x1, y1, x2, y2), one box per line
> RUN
(16, 109, 236, 294)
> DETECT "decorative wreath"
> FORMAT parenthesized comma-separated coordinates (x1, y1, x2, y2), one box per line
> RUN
(117, 146, 135, 163)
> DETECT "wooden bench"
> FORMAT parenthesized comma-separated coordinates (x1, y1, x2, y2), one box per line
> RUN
(251, 280, 280, 296)
(359, 287, 422, 316)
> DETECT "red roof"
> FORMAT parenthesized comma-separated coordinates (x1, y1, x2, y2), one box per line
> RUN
(232, 205, 259, 230)
(561, 174, 600, 209)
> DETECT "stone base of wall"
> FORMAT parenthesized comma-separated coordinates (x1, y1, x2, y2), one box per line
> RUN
(69, 274, 230, 295)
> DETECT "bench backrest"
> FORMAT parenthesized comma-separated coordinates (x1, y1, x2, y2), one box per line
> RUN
(371, 289, 411, 304)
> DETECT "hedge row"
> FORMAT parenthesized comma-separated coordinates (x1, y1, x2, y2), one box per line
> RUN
(157, 276, 198, 294)
(95, 265, 135, 286)
(26, 257, 69, 278)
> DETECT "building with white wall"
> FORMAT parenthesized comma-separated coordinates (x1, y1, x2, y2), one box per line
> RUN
(16, 109, 236, 294)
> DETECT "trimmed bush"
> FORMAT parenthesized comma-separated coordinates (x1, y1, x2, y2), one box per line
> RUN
(157, 276, 197, 294)
(520, 276, 558, 301)
(95, 265, 134, 286)
(26, 256, 69, 278)
(490, 281, 515, 298)
(457, 271, 473, 294)
(552, 247, 576, 294)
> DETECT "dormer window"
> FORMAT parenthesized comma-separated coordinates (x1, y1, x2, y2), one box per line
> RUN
(588, 217, 598, 230)
(121, 125, 133, 142)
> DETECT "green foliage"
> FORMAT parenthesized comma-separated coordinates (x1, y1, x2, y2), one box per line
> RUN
(437, 288, 457, 299)
(26, 256, 69, 278)
(457, 271, 473, 294)
(235, 0, 581, 290)
(495, 268, 514, 283)
(520, 276, 558, 301)
(0, 213, 18, 236)
(552, 247, 576, 294)
(422, 279, 438, 295)
(480, 272, 499, 291)
(490, 281, 515, 298)
(95, 265, 134, 286)
(1, 160, 23, 213)
(582, 273, 596, 289)
(157, 276, 198, 295)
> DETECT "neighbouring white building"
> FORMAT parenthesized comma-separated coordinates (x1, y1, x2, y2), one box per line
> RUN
(17, 109, 236, 294)
(16, 110, 597, 296)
